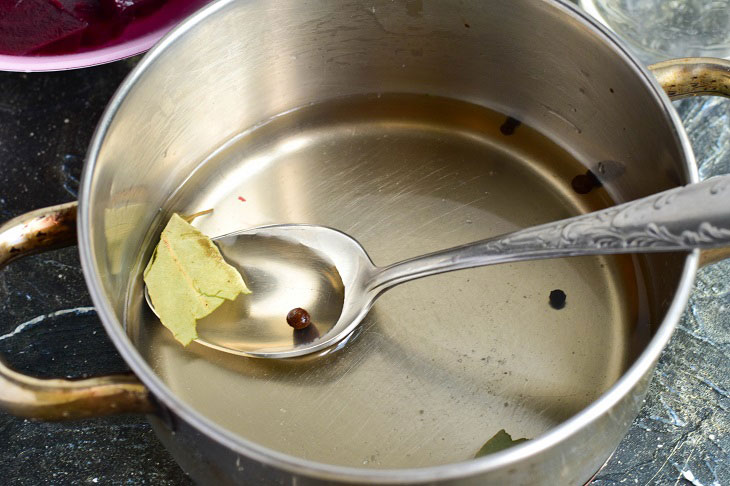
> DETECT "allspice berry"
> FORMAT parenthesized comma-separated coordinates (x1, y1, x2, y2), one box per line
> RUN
(286, 308, 312, 330)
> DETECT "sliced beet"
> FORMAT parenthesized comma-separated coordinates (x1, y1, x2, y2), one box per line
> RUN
(74, 0, 130, 46)
(52, 0, 100, 21)
(100, 0, 166, 17)
(42, 0, 130, 47)
(0, 0, 88, 55)
(80, 16, 127, 46)
(32, 27, 85, 54)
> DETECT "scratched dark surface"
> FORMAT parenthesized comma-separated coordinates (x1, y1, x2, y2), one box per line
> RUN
(0, 59, 728, 485)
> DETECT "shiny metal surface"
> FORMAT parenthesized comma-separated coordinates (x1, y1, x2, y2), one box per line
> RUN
(136, 95, 641, 469)
(74, 0, 712, 484)
(150, 174, 730, 359)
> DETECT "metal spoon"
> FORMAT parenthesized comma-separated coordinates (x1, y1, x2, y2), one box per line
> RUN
(146, 174, 730, 359)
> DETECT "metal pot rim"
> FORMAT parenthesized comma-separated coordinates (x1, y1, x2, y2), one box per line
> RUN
(78, 0, 699, 482)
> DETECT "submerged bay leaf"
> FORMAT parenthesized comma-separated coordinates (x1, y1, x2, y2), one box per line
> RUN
(475, 429, 528, 458)
(143, 213, 251, 345)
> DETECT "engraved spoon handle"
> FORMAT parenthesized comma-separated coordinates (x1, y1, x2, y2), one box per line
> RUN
(369, 175, 730, 294)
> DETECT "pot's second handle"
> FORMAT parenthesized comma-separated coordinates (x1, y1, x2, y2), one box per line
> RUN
(649, 57, 730, 100)
(649, 57, 730, 267)
(0, 202, 155, 420)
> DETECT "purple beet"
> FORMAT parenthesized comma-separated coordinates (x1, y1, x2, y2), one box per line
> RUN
(48, 0, 100, 21)
(71, 0, 130, 46)
(0, 0, 88, 55)
(82, 0, 167, 47)
(100, 0, 166, 17)
(0, 0, 170, 56)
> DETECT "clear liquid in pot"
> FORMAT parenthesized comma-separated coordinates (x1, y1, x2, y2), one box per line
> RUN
(128, 94, 650, 469)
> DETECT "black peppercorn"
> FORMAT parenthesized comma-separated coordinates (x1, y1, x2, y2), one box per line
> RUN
(549, 289, 566, 310)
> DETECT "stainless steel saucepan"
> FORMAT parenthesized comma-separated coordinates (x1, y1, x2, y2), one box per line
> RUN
(1, 0, 729, 484)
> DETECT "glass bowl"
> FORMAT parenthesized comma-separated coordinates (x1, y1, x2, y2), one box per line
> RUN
(0, 0, 209, 72)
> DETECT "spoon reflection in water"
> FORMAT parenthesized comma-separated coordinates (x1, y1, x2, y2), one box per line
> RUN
(146, 174, 730, 359)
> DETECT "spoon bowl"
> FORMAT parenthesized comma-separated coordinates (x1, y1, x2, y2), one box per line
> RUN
(146, 224, 379, 357)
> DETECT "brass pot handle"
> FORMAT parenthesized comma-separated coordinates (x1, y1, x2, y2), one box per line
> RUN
(649, 57, 730, 100)
(0, 202, 155, 420)
(649, 57, 730, 267)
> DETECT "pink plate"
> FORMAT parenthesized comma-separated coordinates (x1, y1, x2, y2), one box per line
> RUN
(0, 0, 210, 72)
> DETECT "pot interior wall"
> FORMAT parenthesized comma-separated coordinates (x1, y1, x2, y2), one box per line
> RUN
(85, 0, 690, 477)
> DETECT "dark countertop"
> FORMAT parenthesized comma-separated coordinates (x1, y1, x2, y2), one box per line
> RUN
(0, 60, 728, 486)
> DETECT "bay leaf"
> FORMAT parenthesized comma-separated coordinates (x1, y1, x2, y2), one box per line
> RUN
(475, 429, 528, 458)
(143, 213, 251, 345)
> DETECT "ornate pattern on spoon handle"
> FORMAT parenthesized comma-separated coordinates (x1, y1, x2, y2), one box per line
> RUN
(484, 175, 730, 254)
